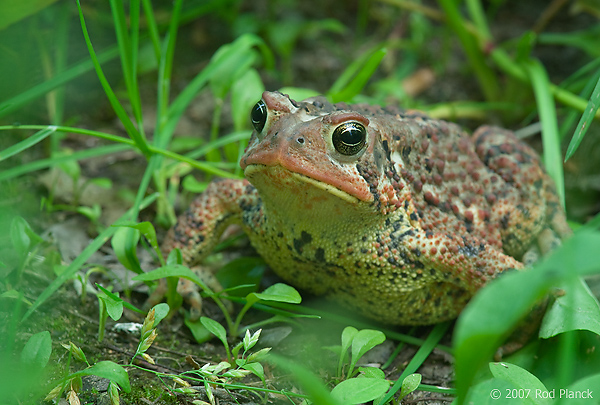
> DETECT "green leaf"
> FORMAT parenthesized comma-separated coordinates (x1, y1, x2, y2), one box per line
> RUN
(453, 230, 600, 401)
(20, 331, 52, 369)
(209, 38, 259, 99)
(358, 366, 385, 380)
(231, 69, 265, 131)
(73, 361, 131, 393)
(184, 316, 213, 344)
(349, 329, 386, 373)
(564, 373, 600, 405)
(22, 194, 157, 322)
(121, 222, 160, 259)
(111, 227, 142, 274)
(152, 303, 170, 327)
(398, 373, 422, 401)
(241, 362, 265, 383)
(540, 278, 600, 338)
(330, 378, 390, 404)
(489, 362, 550, 405)
(201, 317, 228, 347)
(99, 292, 124, 321)
(464, 378, 518, 405)
(96, 284, 144, 314)
(339, 326, 358, 374)
(248, 283, 301, 304)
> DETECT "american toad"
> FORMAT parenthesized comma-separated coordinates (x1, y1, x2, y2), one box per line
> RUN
(157, 91, 570, 324)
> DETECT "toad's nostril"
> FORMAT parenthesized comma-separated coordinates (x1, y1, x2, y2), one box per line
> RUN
(296, 137, 305, 145)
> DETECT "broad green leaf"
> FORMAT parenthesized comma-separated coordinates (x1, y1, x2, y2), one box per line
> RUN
(398, 373, 422, 401)
(248, 283, 301, 304)
(231, 69, 265, 131)
(73, 361, 131, 393)
(20, 331, 52, 369)
(184, 316, 213, 344)
(540, 278, 600, 338)
(111, 227, 142, 274)
(349, 329, 386, 372)
(453, 230, 600, 401)
(96, 284, 144, 314)
(330, 378, 390, 404)
(122, 221, 160, 257)
(358, 366, 385, 380)
(564, 373, 600, 405)
(241, 362, 265, 383)
(101, 292, 124, 321)
(152, 303, 170, 327)
(464, 378, 518, 405)
(341, 327, 358, 355)
(489, 362, 550, 405)
(201, 317, 227, 346)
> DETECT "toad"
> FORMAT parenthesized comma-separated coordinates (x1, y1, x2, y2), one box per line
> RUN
(154, 91, 570, 324)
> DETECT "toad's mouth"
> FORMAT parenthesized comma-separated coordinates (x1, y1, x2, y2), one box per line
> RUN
(244, 164, 361, 204)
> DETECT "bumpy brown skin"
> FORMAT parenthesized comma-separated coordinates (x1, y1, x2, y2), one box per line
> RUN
(162, 91, 570, 325)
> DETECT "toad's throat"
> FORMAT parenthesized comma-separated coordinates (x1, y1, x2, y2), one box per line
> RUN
(244, 164, 360, 204)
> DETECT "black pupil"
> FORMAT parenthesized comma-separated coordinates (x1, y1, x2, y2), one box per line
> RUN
(251, 100, 267, 132)
(333, 122, 366, 156)
(340, 125, 363, 145)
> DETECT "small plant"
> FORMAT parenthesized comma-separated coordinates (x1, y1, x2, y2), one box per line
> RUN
(44, 341, 131, 404)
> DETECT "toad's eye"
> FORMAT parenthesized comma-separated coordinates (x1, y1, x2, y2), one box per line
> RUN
(251, 100, 267, 133)
(332, 121, 367, 156)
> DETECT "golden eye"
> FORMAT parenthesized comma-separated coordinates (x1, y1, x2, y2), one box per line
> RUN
(332, 121, 367, 156)
(250, 100, 267, 132)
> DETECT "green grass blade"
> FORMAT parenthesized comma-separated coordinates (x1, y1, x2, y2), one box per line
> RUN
(76, 0, 150, 157)
(21, 193, 159, 322)
(165, 34, 270, 142)
(109, 0, 143, 128)
(437, 0, 499, 101)
(328, 47, 386, 103)
(155, 0, 183, 149)
(0, 144, 131, 181)
(0, 126, 56, 161)
(141, 0, 161, 62)
(524, 59, 565, 208)
(0, 46, 120, 119)
(0, 125, 237, 180)
(374, 322, 450, 405)
(565, 74, 600, 161)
